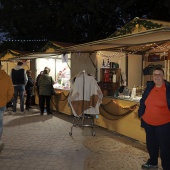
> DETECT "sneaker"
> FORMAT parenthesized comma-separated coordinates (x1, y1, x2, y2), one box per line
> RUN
(0, 142, 5, 153)
(141, 162, 158, 169)
(20, 111, 25, 114)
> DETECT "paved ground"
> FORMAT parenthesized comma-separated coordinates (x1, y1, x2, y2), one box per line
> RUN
(0, 105, 162, 170)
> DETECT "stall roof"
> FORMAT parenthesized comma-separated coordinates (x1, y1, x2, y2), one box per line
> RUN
(108, 17, 170, 38)
(40, 41, 76, 52)
(8, 52, 62, 60)
(53, 27, 170, 54)
(0, 49, 31, 61)
(9, 24, 170, 60)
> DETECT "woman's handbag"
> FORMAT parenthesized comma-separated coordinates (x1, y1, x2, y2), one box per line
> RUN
(51, 77, 55, 95)
(143, 64, 155, 75)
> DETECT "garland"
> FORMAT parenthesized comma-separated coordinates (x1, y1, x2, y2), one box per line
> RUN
(99, 106, 132, 120)
(99, 100, 139, 120)
(112, 100, 138, 110)
(109, 17, 163, 38)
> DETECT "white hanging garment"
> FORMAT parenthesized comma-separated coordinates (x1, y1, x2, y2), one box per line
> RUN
(68, 71, 103, 117)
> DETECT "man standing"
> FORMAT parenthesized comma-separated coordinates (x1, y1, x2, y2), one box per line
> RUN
(11, 61, 28, 114)
(0, 61, 14, 152)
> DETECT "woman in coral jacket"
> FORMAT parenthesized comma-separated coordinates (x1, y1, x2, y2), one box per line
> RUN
(0, 61, 14, 153)
(138, 66, 170, 170)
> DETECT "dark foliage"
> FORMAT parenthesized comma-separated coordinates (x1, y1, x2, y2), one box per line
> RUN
(0, 0, 170, 52)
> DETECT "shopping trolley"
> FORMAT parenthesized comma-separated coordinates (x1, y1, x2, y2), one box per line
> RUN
(68, 70, 103, 136)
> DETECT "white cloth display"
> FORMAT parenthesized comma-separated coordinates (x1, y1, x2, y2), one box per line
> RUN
(68, 71, 103, 117)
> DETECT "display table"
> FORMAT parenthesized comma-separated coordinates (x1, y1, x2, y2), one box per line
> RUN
(94, 97, 146, 143)
(52, 89, 72, 115)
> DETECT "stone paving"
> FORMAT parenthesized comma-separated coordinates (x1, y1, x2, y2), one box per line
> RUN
(0, 105, 162, 170)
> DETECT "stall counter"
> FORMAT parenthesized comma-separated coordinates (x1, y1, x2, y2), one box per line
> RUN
(95, 96, 146, 143)
(52, 88, 72, 115)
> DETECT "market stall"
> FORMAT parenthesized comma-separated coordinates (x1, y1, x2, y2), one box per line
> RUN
(0, 49, 30, 75)
(7, 18, 170, 143)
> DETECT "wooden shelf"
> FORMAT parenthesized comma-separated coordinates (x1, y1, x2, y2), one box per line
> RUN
(99, 68, 121, 96)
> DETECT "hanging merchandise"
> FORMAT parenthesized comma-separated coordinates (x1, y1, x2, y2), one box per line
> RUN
(104, 69, 110, 82)
(112, 71, 116, 83)
(102, 59, 105, 68)
(131, 85, 136, 99)
(107, 58, 110, 68)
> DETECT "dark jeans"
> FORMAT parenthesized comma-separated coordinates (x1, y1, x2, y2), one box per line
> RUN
(13, 85, 25, 112)
(25, 90, 32, 108)
(142, 120, 170, 170)
(39, 95, 51, 114)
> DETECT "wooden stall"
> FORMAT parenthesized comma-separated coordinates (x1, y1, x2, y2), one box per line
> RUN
(52, 89, 72, 115)
(6, 18, 170, 144)
(48, 19, 170, 143)
(0, 49, 30, 75)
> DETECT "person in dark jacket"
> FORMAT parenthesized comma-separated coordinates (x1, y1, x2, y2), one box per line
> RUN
(138, 66, 170, 170)
(11, 61, 28, 114)
(38, 68, 54, 115)
(25, 70, 34, 110)
(35, 71, 43, 96)
(36, 67, 50, 96)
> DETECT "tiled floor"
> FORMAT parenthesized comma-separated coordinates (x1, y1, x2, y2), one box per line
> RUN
(0, 105, 162, 170)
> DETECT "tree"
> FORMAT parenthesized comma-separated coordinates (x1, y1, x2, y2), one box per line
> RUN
(0, 0, 170, 52)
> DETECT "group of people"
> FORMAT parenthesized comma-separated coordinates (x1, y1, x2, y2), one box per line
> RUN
(0, 61, 54, 153)
(1, 60, 170, 170)
(11, 62, 54, 115)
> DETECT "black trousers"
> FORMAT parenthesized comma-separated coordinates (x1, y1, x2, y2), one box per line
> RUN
(142, 120, 170, 170)
(39, 95, 51, 114)
(25, 90, 32, 108)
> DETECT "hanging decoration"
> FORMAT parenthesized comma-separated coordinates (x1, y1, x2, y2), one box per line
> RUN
(99, 100, 139, 120)
(97, 48, 124, 59)
(97, 42, 170, 59)
(112, 100, 138, 110)
(109, 17, 163, 38)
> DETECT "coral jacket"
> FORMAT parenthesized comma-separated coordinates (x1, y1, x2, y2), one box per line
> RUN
(0, 70, 14, 107)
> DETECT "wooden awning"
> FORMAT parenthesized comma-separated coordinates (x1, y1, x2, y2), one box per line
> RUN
(8, 27, 170, 60)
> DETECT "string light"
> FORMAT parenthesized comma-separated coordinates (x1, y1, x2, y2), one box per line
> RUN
(113, 100, 139, 110)
(5, 39, 47, 42)
(97, 49, 125, 59)
(97, 42, 170, 58)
